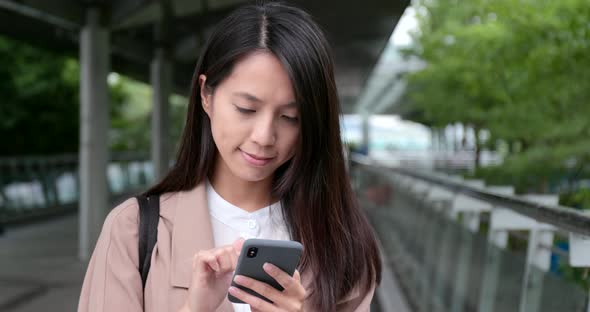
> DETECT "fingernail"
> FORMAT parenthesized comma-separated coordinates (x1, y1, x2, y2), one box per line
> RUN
(234, 275, 245, 284)
(229, 286, 238, 294)
(263, 262, 274, 272)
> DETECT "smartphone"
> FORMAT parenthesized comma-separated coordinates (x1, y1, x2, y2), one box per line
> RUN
(228, 238, 303, 304)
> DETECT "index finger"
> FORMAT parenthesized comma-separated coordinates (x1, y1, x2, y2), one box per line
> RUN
(233, 238, 245, 255)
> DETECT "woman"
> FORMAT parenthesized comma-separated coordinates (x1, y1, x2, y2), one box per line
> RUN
(78, 2, 381, 311)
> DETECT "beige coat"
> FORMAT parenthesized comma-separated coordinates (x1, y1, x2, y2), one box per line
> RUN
(78, 182, 374, 311)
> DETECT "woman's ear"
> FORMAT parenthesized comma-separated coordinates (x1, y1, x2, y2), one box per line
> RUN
(199, 74, 211, 116)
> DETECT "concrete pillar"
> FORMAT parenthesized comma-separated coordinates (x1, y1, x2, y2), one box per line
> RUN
(439, 128, 446, 152)
(79, 7, 110, 261)
(431, 128, 437, 151)
(361, 113, 370, 155)
(454, 123, 461, 152)
(150, 47, 172, 181)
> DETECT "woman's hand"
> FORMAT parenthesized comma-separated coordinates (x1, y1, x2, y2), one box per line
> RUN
(181, 238, 245, 312)
(228, 263, 306, 312)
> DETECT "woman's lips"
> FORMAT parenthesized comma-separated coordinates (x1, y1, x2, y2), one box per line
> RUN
(240, 150, 275, 166)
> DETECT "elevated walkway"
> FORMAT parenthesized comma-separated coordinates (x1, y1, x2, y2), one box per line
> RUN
(4, 153, 590, 311)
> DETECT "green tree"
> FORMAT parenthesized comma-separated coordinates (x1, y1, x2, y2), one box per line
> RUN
(0, 37, 80, 155)
(0, 36, 188, 157)
(403, 0, 590, 188)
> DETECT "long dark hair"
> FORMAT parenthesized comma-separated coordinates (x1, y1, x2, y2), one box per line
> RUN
(146, 2, 381, 310)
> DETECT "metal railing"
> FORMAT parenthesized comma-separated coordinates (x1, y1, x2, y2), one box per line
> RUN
(0, 152, 153, 225)
(351, 154, 590, 312)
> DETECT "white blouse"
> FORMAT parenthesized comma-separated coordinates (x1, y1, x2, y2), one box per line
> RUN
(206, 180, 291, 312)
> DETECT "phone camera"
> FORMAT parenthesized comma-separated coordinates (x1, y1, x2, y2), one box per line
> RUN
(247, 247, 258, 258)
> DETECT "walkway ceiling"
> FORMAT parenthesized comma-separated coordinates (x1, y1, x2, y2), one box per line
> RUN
(0, 0, 409, 114)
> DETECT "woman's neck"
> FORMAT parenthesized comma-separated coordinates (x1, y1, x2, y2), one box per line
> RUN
(209, 157, 276, 213)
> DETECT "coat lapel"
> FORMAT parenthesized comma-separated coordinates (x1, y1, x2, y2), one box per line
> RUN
(170, 182, 215, 288)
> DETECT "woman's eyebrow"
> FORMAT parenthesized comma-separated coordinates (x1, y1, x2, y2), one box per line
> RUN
(233, 92, 297, 107)
(233, 92, 263, 103)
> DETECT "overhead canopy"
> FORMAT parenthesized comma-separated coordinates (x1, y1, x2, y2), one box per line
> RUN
(0, 0, 409, 113)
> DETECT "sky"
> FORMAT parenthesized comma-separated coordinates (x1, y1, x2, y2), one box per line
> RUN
(391, 6, 418, 47)
(340, 5, 430, 151)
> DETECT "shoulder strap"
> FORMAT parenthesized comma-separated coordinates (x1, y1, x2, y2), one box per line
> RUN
(136, 194, 160, 290)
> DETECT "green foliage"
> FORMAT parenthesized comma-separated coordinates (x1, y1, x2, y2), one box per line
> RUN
(404, 0, 590, 189)
(108, 77, 188, 156)
(0, 36, 131, 155)
(560, 188, 590, 210)
(0, 35, 188, 157)
(109, 75, 151, 152)
(0, 37, 80, 155)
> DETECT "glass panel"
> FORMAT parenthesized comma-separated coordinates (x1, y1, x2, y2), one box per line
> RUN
(351, 163, 589, 312)
(536, 265, 587, 312)
(464, 230, 487, 311)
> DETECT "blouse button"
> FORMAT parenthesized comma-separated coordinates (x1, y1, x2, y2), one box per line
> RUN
(248, 219, 257, 229)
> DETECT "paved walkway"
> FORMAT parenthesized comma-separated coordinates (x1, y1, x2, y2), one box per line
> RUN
(0, 214, 86, 311)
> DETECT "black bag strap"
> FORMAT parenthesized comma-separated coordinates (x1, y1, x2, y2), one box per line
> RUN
(136, 194, 160, 290)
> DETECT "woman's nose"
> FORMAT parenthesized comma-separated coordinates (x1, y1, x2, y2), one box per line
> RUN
(250, 115, 276, 147)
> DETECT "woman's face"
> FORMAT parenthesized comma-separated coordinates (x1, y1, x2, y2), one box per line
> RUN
(200, 51, 300, 183)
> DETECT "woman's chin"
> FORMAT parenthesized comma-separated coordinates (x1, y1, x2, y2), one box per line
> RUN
(232, 168, 273, 183)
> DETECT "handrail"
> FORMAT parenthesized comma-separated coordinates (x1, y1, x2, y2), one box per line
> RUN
(0, 152, 153, 226)
(0, 152, 149, 167)
(351, 154, 590, 236)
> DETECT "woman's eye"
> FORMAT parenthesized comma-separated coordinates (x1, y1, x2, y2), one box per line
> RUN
(282, 115, 299, 122)
(235, 106, 256, 114)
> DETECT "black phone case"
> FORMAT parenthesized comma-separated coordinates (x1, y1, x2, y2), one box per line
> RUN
(228, 238, 303, 304)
